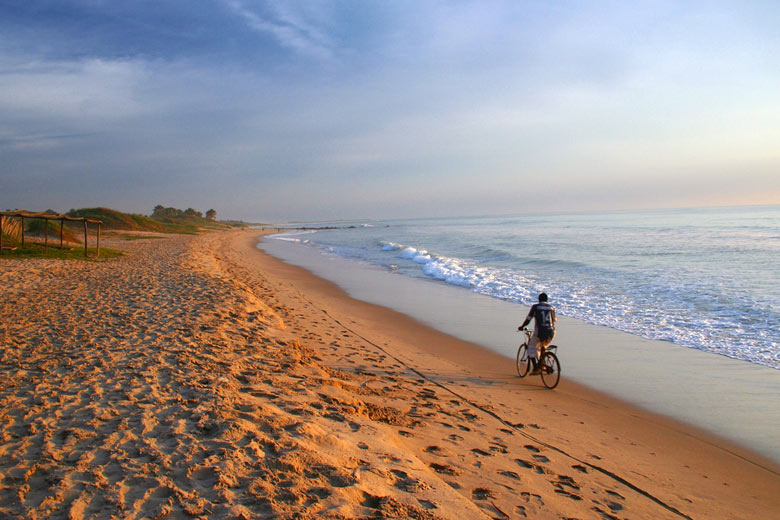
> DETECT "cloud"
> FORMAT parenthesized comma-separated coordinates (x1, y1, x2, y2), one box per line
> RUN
(223, 0, 337, 59)
(1, 2, 778, 220)
(0, 58, 152, 123)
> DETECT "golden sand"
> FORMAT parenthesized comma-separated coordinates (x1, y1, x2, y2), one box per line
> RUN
(1, 230, 777, 519)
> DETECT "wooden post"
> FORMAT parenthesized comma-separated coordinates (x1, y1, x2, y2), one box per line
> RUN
(97, 223, 101, 257)
(60, 220, 64, 249)
(44, 219, 48, 250)
(84, 220, 88, 257)
(21, 216, 25, 246)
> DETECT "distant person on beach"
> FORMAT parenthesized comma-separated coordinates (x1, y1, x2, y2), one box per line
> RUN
(518, 293, 557, 374)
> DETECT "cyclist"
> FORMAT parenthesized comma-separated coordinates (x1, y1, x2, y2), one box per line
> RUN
(518, 293, 557, 374)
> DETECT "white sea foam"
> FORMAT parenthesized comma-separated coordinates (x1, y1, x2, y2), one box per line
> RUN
(269, 230, 317, 243)
(372, 239, 779, 369)
(272, 207, 780, 370)
(380, 241, 402, 251)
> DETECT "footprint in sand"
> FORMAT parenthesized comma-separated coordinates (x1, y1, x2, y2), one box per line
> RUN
(461, 410, 479, 420)
(390, 469, 428, 493)
(471, 487, 495, 500)
(429, 462, 462, 476)
(515, 459, 549, 475)
(417, 499, 436, 509)
(424, 445, 450, 456)
(519, 491, 544, 505)
(489, 442, 508, 454)
(552, 475, 581, 500)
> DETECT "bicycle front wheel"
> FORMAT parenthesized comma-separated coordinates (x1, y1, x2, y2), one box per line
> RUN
(516, 343, 530, 377)
(540, 351, 561, 389)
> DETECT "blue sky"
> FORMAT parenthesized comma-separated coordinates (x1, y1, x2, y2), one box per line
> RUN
(1, 1, 778, 221)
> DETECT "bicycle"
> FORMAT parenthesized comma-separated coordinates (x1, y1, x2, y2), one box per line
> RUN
(516, 328, 561, 389)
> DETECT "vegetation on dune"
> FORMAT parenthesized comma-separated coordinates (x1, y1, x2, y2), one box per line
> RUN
(1, 205, 251, 260)
(60, 206, 237, 234)
(66, 207, 168, 232)
(218, 220, 252, 228)
(109, 233, 169, 241)
(149, 205, 230, 233)
(25, 213, 81, 243)
(151, 206, 257, 229)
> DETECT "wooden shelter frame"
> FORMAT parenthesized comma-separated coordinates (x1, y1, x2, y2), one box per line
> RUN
(0, 211, 102, 257)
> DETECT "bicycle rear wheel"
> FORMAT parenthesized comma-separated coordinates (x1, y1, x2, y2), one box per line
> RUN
(516, 344, 530, 377)
(540, 351, 560, 389)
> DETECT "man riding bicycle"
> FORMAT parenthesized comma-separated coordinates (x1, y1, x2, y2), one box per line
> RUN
(518, 293, 556, 374)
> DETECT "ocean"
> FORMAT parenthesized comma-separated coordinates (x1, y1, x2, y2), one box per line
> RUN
(258, 205, 780, 461)
(266, 205, 779, 370)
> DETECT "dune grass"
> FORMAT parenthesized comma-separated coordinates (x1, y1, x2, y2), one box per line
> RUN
(0, 238, 123, 261)
(66, 207, 233, 234)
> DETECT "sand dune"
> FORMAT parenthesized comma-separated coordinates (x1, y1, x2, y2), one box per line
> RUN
(1, 230, 777, 519)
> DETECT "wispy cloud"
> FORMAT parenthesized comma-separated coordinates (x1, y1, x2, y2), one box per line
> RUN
(0, 132, 96, 151)
(224, 0, 336, 60)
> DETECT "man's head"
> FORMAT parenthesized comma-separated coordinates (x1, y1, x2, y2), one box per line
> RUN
(538, 292, 548, 302)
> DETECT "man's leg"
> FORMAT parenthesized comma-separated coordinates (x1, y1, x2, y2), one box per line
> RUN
(537, 338, 553, 372)
(528, 334, 541, 373)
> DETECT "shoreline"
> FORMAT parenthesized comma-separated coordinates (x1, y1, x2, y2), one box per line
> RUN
(241, 230, 780, 512)
(2, 229, 778, 519)
(258, 230, 780, 465)
(249, 230, 779, 465)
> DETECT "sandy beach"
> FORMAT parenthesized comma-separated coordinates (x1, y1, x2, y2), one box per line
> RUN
(1, 229, 778, 520)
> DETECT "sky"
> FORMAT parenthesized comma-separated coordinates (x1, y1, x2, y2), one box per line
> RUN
(1, 1, 779, 222)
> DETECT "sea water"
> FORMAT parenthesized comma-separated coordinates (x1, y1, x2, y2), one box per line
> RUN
(259, 205, 780, 461)
(267, 205, 779, 370)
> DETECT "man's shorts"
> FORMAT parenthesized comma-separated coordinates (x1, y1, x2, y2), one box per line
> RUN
(528, 330, 555, 358)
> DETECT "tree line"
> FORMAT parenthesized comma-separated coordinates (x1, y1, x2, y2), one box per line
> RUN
(152, 205, 216, 220)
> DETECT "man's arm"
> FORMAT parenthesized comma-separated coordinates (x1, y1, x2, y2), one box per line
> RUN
(518, 305, 535, 330)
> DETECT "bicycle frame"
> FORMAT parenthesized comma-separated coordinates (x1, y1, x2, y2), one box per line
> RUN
(516, 328, 561, 389)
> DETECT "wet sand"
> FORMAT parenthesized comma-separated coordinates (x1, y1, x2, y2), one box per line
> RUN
(0, 229, 777, 519)
(259, 234, 780, 464)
